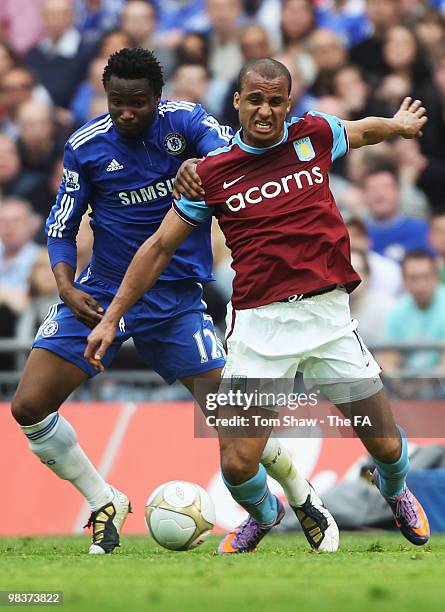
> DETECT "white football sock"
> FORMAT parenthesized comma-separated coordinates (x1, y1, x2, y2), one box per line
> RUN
(261, 437, 310, 506)
(21, 412, 114, 511)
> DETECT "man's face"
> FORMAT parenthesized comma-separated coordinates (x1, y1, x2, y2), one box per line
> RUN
(106, 76, 160, 138)
(403, 258, 438, 309)
(0, 202, 36, 253)
(234, 71, 290, 148)
(363, 171, 400, 220)
(121, 0, 156, 45)
(0, 68, 34, 114)
(43, 0, 74, 40)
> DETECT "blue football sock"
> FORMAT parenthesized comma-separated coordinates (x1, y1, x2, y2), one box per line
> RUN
(373, 426, 409, 499)
(223, 464, 278, 526)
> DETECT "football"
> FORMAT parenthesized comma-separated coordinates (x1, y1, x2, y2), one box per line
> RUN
(145, 481, 216, 550)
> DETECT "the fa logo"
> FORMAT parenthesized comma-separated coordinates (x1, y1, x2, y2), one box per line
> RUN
(293, 137, 315, 161)
(164, 132, 186, 155)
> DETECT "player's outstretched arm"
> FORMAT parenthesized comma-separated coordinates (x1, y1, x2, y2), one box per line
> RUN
(344, 97, 427, 148)
(84, 210, 193, 371)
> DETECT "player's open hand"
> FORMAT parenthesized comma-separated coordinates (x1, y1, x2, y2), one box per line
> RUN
(84, 319, 117, 371)
(60, 286, 104, 329)
(173, 158, 205, 200)
(393, 97, 427, 139)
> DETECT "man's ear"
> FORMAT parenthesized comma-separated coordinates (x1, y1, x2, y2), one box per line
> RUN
(233, 91, 240, 111)
(286, 96, 291, 114)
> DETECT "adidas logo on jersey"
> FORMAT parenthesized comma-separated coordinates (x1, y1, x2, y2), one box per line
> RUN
(107, 159, 124, 172)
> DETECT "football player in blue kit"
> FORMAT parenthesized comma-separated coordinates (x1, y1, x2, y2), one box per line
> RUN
(11, 48, 338, 554)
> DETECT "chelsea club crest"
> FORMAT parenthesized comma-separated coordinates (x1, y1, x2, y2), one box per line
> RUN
(164, 132, 186, 155)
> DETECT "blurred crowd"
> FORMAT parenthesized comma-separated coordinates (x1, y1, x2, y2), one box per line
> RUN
(1, 0, 445, 384)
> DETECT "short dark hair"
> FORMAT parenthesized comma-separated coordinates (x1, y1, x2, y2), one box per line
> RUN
(402, 248, 437, 272)
(363, 157, 399, 183)
(102, 47, 164, 96)
(237, 58, 292, 94)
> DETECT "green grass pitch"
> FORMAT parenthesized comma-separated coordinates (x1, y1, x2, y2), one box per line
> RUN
(1, 534, 445, 611)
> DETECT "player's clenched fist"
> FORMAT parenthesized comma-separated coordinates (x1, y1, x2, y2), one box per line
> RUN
(59, 286, 104, 329)
(393, 97, 427, 139)
(84, 319, 118, 371)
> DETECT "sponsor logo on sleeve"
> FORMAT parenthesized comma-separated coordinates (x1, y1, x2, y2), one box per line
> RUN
(164, 132, 186, 155)
(293, 137, 315, 161)
(63, 168, 81, 192)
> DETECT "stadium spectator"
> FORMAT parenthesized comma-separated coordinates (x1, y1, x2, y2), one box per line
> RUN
(380, 249, 445, 375)
(120, 0, 174, 78)
(415, 10, 445, 61)
(279, 0, 317, 84)
(275, 53, 317, 118)
(87, 94, 109, 120)
(74, 0, 125, 45)
(333, 64, 390, 120)
(0, 198, 40, 368)
(350, 0, 402, 86)
(175, 32, 210, 67)
(346, 216, 403, 296)
(0, 66, 52, 139)
(16, 100, 63, 175)
(96, 29, 132, 59)
(0, 42, 19, 81)
(0, 0, 45, 55)
(349, 249, 395, 345)
(307, 29, 347, 96)
(70, 57, 108, 125)
(429, 212, 445, 284)
(389, 137, 441, 217)
(154, 0, 207, 47)
(204, 0, 244, 82)
(168, 63, 210, 106)
(380, 24, 445, 157)
(76, 214, 94, 276)
(221, 23, 273, 127)
(25, 0, 96, 109)
(0, 134, 51, 222)
(15, 247, 59, 345)
(316, 0, 369, 47)
(363, 160, 431, 263)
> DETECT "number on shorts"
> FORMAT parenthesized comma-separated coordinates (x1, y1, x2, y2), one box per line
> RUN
(193, 329, 223, 363)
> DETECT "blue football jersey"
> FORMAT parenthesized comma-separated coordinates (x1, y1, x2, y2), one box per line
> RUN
(46, 100, 232, 285)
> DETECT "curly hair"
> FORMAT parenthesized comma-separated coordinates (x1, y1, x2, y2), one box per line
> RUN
(102, 47, 164, 95)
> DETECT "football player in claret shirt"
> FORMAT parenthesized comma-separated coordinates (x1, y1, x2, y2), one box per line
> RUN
(86, 58, 430, 553)
(11, 49, 326, 555)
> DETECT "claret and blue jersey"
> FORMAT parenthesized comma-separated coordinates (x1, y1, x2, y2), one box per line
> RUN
(46, 100, 232, 286)
(174, 112, 360, 309)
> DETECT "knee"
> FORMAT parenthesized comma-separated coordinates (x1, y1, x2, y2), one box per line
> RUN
(371, 436, 402, 464)
(220, 444, 259, 485)
(11, 392, 48, 426)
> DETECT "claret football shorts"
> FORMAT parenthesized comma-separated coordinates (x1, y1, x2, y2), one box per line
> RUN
(33, 269, 225, 383)
(221, 287, 383, 406)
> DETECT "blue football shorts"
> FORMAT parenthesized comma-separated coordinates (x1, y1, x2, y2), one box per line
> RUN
(33, 269, 226, 383)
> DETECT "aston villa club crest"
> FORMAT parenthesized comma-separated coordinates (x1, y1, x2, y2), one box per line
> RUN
(293, 137, 315, 161)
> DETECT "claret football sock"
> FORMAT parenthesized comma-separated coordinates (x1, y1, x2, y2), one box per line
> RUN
(223, 464, 278, 526)
(261, 436, 310, 506)
(372, 426, 409, 499)
(21, 412, 114, 511)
